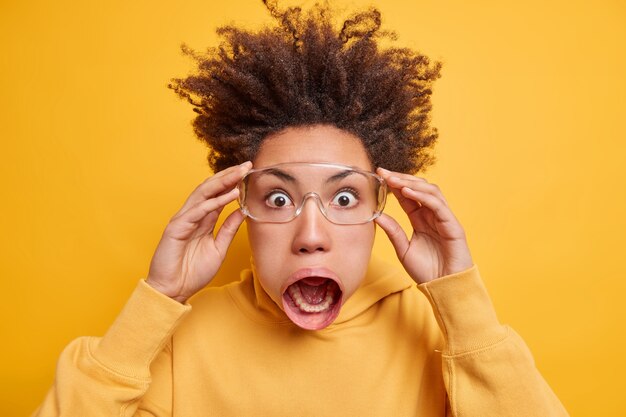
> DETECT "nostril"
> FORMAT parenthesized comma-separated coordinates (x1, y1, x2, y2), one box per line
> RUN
(299, 246, 325, 253)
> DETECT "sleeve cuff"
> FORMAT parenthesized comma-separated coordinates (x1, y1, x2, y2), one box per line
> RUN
(92, 279, 192, 379)
(417, 265, 507, 355)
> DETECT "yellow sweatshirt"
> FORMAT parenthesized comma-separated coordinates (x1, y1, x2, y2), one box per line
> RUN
(33, 258, 569, 416)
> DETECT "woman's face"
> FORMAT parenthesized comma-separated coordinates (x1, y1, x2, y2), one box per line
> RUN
(246, 124, 377, 330)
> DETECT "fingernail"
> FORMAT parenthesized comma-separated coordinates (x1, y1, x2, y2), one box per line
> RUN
(240, 161, 252, 167)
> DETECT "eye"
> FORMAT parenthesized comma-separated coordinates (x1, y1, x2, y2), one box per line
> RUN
(331, 189, 359, 208)
(265, 191, 293, 208)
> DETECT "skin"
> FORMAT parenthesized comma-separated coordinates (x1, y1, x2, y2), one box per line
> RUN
(374, 169, 475, 283)
(246, 125, 376, 312)
(145, 124, 474, 309)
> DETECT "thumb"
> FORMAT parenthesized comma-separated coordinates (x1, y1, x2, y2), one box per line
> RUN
(214, 209, 246, 257)
(375, 213, 410, 262)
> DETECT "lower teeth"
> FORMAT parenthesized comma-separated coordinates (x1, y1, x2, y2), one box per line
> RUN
(287, 282, 335, 313)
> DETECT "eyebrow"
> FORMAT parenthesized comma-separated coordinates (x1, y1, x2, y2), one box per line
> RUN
(324, 170, 359, 183)
(257, 168, 297, 182)
(256, 168, 362, 183)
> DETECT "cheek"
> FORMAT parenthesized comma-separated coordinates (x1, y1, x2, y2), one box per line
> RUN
(337, 225, 376, 290)
(247, 221, 376, 303)
(340, 226, 375, 256)
(247, 222, 288, 291)
(247, 223, 285, 265)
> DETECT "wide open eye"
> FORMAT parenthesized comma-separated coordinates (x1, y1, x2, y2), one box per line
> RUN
(265, 191, 293, 208)
(331, 189, 359, 208)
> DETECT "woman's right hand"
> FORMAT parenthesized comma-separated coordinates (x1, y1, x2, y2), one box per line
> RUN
(145, 161, 252, 303)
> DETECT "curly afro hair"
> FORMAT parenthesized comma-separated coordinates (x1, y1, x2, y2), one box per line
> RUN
(168, 0, 442, 174)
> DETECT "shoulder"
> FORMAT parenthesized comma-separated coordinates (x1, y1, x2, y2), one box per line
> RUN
(359, 255, 442, 339)
(186, 272, 251, 315)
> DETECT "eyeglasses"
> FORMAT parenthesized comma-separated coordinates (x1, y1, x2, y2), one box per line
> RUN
(237, 162, 387, 225)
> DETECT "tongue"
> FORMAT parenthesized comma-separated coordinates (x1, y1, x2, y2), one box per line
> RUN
(282, 278, 343, 330)
(297, 280, 328, 304)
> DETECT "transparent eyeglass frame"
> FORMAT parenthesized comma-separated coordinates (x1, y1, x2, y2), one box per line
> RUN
(236, 162, 388, 225)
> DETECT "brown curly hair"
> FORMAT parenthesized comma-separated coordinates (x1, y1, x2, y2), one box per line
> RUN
(168, 0, 442, 174)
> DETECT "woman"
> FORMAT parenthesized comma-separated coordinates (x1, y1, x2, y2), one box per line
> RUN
(34, 2, 569, 416)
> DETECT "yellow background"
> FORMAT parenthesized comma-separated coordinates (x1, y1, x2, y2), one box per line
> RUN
(1, 0, 624, 415)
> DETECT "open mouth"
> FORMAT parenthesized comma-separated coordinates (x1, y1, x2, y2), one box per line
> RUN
(282, 276, 343, 330)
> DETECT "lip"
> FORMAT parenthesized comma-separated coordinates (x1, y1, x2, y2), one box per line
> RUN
(281, 267, 345, 330)
(281, 267, 345, 297)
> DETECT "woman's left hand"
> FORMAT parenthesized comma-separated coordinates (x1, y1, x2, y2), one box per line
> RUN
(375, 168, 474, 284)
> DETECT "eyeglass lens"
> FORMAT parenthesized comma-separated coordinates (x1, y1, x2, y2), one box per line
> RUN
(239, 164, 385, 224)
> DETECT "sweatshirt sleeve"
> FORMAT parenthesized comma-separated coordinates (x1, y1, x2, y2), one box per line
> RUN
(417, 265, 569, 417)
(32, 280, 191, 417)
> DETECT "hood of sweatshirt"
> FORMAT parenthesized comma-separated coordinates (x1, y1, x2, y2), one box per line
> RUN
(226, 254, 415, 328)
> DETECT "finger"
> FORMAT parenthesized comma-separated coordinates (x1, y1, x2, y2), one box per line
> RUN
(385, 183, 423, 216)
(377, 167, 446, 199)
(191, 204, 225, 239)
(375, 213, 410, 261)
(203, 197, 228, 226)
(214, 209, 246, 257)
(400, 187, 456, 224)
(381, 172, 448, 206)
(377, 167, 446, 210)
(178, 161, 252, 214)
(180, 188, 240, 226)
(377, 167, 427, 183)
(160, 190, 238, 243)
(181, 161, 251, 212)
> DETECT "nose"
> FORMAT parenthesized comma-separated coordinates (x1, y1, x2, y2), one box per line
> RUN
(291, 195, 332, 254)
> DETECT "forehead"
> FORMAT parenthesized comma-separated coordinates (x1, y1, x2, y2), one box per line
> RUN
(250, 163, 371, 187)
(253, 125, 372, 170)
